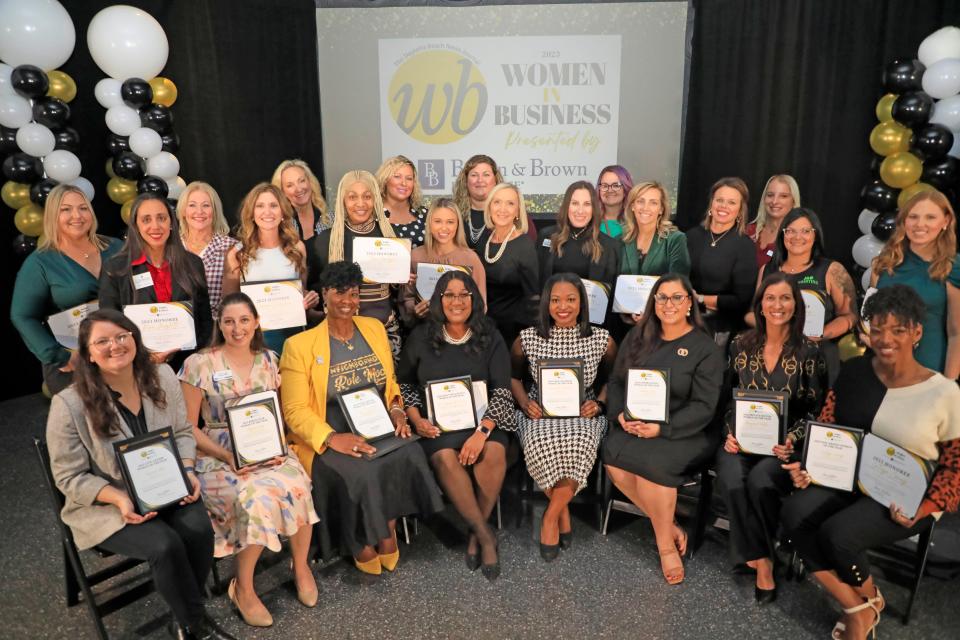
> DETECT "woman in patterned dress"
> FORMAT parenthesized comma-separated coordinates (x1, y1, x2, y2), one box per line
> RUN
(510, 273, 617, 561)
(376, 155, 428, 248)
(180, 292, 319, 628)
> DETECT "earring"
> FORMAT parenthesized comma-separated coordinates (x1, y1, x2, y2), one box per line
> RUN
(686, 309, 691, 316)
(914, 342, 920, 349)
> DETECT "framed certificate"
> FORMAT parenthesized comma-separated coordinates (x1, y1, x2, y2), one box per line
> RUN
(801, 290, 826, 338)
(336, 384, 396, 442)
(733, 389, 787, 456)
(47, 300, 99, 350)
(353, 237, 412, 284)
(123, 301, 197, 352)
(581, 279, 610, 325)
(538, 359, 584, 418)
(611, 275, 659, 314)
(416, 263, 470, 301)
(427, 380, 487, 424)
(426, 376, 478, 432)
(239, 279, 306, 331)
(802, 422, 864, 492)
(113, 427, 191, 515)
(224, 390, 286, 469)
(857, 433, 936, 518)
(625, 368, 670, 422)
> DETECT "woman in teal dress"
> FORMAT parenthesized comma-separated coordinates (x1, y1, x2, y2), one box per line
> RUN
(11, 184, 122, 394)
(870, 189, 959, 379)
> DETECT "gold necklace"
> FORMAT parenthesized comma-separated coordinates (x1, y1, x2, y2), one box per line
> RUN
(329, 325, 356, 351)
(709, 226, 733, 247)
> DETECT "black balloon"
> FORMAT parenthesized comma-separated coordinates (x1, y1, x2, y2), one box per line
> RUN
(868, 154, 885, 177)
(160, 131, 180, 153)
(912, 124, 954, 160)
(52, 126, 80, 152)
(2, 152, 43, 183)
(10, 65, 49, 99)
(12, 233, 37, 257)
(870, 211, 898, 242)
(32, 97, 70, 128)
(112, 151, 146, 181)
(166, 197, 179, 210)
(106, 133, 130, 156)
(121, 78, 153, 109)
(137, 175, 169, 197)
(892, 91, 933, 127)
(882, 58, 925, 94)
(860, 179, 900, 213)
(921, 156, 959, 191)
(0, 125, 17, 157)
(30, 178, 59, 206)
(139, 104, 174, 133)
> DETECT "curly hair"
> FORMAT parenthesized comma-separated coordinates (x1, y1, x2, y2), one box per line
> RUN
(375, 155, 423, 211)
(319, 260, 364, 292)
(453, 154, 503, 216)
(425, 270, 494, 357)
(863, 284, 926, 327)
(235, 183, 305, 277)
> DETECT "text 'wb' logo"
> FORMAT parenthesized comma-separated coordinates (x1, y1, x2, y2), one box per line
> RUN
(389, 51, 487, 144)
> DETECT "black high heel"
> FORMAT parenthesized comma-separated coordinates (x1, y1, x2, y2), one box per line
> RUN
(754, 586, 777, 605)
(480, 540, 500, 581)
(465, 534, 480, 571)
(559, 530, 572, 550)
(540, 543, 560, 562)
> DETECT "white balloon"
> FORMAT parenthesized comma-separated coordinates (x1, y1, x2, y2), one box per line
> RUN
(68, 176, 95, 201)
(949, 130, 960, 159)
(930, 94, 960, 131)
(166, 176, 187, 199)
(922, 58, 960, 100)
(146, 152, 180, 180)
(43, 149, 81, 182)
(94, 78, 123, 109)
(858, 209, 879, 235)
(105, 105, 141, 136)
(86, 6, 169, 80)
(861, 267, 873, 292)
(852, 234, 885, 269)
(918, 26, 960, 68)
(15, 122, 55, 157)
(0, 92, 32, 128)
(129, 127, 162, 158)
(0, 63, 13, 95)
(0, 0, 76, 70)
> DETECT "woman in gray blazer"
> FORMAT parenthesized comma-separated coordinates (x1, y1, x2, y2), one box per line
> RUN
(46, 309, 235, 640)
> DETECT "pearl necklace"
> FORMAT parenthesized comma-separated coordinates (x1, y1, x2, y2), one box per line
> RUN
(442, 326, 473, 345)
(484, 228, 517, 264)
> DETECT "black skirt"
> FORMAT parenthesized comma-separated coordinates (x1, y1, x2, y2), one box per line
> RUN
(602, 423, 717, 488)
(418, 428, 510, 458)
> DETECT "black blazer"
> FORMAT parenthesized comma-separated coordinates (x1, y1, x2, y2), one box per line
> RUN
(99, 252, 213, 352)
(536, 225, 622, 289)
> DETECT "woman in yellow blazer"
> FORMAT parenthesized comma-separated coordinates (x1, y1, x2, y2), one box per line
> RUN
(280, 261, 443, 574)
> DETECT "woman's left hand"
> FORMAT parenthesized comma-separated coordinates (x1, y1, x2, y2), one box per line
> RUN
(150, 349, 177, 364)
(580, 400, 601, 418)
(303, 290, 320, 309)
(781, 461, 810, 489)
(889, 503, 923, 528)
(458, 432, 486, 466)
(391, 408, 411, 438)
(772, 437, 794, 462)
(180, 471, 201, 505)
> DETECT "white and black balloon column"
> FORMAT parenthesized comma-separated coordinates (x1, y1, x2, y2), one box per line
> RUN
(856, 26, 960, 291)
(88, 5, 185, 225)
(0, 0, 86, 256)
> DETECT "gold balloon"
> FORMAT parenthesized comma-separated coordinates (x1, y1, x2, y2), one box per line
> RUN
(149, 77, 178, 107)
(869, 121, 911, 156)
(838, 334, 866, 362)
(120, 199, 134, 224)
(880, 151, 923, 189)
(105, 158, 117, 179)
(46, 70, 77, 103)
(875, 93, 897, 123)
(2, 181, 32, 209)
(107, 177, 137, 204)
(897, 181, 935, 209)
(14, 203, 45, 236)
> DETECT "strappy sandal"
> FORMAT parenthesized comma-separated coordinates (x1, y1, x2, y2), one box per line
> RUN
(658, 547, 685, 585)
(674, 524, 688, 557)
(868, 585, 885, 614)
(831, 599, 879, 640)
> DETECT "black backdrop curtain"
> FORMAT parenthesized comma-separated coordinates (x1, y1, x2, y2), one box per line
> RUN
(1, 0, 322, 400)
(677, 0, 960, 267)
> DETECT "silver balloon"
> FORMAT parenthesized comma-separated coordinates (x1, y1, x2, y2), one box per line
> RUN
(861, 267, 873, 292)
(68, 176, 95, 201)
(0, 93, 33, 128)
(922, 58, 960, 100)
(16, 122, 56, 157)
(94, 78, 123, 109)
(852, 234, 885, 269)
(43, 149, 82, 182)
(105, 105, 141, 136)
(857, 209, 879, 235)
(146, 151, 179, 180)
(930, 94, 960, 131)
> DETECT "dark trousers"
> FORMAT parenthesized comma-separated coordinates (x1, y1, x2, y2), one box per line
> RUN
(715, 450, 793, 564)
(780, 485, 932, 586)
(42, 363, 73, 396)
(97, 501, 213, 627)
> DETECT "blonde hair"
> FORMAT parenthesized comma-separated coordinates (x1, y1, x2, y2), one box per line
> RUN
(38, 184, 108, 252)
(621, 181, 677, 242)
(176, 181, 231, 238)
(874, 189, 957, 281)
(424, 197, 468, 254)
(329, 170, 395, 262)
(701, 176, 749, 233)
(482, 183, 529, 234)
(271, 159, 331, 228)
(235, 183, 305, 277)
(375, 155, 423, 210)
(453, 154, 504, 218)
(750, 174, 801, 239)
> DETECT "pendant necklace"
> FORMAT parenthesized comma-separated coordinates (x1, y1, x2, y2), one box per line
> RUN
(709, 227, 732, 247)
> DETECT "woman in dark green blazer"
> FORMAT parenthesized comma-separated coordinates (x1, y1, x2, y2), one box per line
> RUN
(620, 181, 690, 278)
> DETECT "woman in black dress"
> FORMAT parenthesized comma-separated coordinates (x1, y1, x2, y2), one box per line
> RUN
(397, 271, 513, 580)
(716, 273, 828, 603)
(376, 155, 428, 248)
(603, 273, 724, 584)
(453, 154, 504, 250)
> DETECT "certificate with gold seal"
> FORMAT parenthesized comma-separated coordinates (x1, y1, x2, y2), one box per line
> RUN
(337, 384, 396, 441)
(581, 279, 610, 325)
(123, 302, 197, 352)
(857, 433, 936, 518)
(538, 359, 584, 418)
(802, 422, 863, 492)
(225, 390, 286, 469)
(611, 275, 659, 314)
(733, 389, 787, 456)
(426, 376, 478, 432)
(113, 427, 191, 515)
(801, 290, 826, 338)
(625, 368, 670, 422)
(240, 279, 306, 330)
(47, 300, 99, 350)
(353, 237, 412, 284)
(416, 262, 471, 301)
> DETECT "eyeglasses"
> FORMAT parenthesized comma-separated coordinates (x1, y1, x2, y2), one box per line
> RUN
(654, 293, 690, 306)
(441, 292, 473, 302)
(598, 183, 623, 192)
(90, 332, 133, 351)
(783, 227, 815, 237)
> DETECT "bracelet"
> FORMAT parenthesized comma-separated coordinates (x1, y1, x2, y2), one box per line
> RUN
(183, 466, 195, 474)
(389, 405, 406, 415)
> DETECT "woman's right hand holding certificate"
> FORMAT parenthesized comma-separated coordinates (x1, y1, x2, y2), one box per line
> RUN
(327, 432, 376, 458)
(772, 435, 795, 462)
(782, 461, 811, 489)
(522, 399, 543, 420)
(412, 416, 440, 438)
(724, 433, 740, 454)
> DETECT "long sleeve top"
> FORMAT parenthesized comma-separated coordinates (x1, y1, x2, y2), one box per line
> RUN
(620, 229, 691, 277)
(686, 226, 758, 334)
(536, 225, 621, 289)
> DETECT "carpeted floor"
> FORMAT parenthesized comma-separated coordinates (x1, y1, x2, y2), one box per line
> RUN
(2, 392, 956, 640)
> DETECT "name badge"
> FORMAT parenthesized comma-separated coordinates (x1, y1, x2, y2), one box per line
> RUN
(132, 272, 154, 290)
(212, 370, 233, 382)
(542, 238, 552, 248)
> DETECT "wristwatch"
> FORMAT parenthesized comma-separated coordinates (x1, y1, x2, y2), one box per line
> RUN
(476, 424, 491, 437)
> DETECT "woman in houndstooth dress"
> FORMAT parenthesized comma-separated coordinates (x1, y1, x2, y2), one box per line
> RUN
(510, 273, 616, 561)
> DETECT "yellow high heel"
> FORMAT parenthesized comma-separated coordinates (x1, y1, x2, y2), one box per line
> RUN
(379, 530, 400, 571)
(354, 555, 382, 575)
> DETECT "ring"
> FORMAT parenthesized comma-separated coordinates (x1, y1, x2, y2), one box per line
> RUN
(352, 445, 359, 452)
